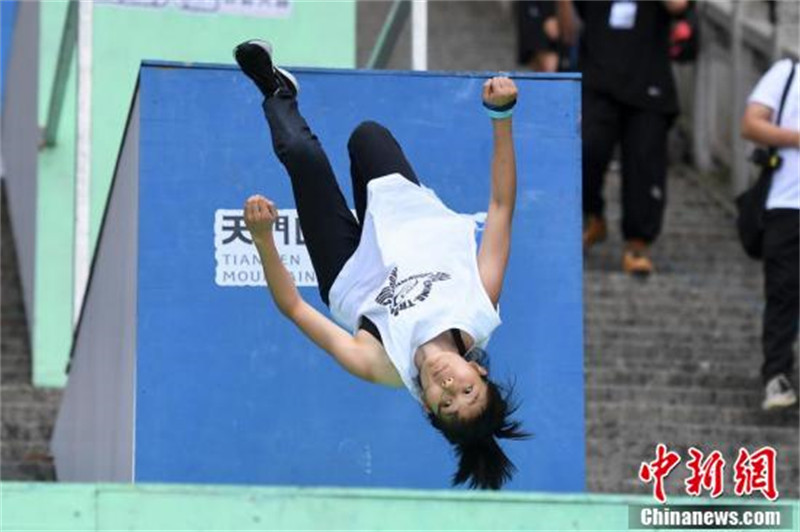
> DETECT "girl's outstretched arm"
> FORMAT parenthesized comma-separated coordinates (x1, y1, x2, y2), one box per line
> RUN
(244, 195, 401, 386)
(477, 77, 518, 306)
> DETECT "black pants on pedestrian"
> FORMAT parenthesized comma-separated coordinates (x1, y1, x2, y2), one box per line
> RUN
(262, 91, 419, 305)
(582, 88, 672, 243)
(761, 208, 799, 383)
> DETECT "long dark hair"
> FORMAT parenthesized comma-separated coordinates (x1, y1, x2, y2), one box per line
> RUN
(425, 345, 530, 489)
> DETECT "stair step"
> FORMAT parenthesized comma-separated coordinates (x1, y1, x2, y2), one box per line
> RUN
(586, 401, 799, 430)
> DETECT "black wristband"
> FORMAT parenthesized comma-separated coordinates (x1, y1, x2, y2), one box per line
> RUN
(483, 98, 517, 113)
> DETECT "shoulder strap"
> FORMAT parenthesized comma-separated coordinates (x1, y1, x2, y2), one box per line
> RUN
(451, 329, 468, 356)
(767, 61, 796, 156)
(774, 61, 796, 126)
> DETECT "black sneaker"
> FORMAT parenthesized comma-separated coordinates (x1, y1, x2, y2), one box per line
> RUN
(233, 39, 299, 97)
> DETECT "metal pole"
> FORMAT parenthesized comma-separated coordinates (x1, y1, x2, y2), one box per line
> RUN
(74, 0, 92, 325)
(692, 9, 712, 172)
(731, 0, 747, 194)
(769, 1, 781, 61)
(366, 0, 411, 69)
(411, 0, 427, 70)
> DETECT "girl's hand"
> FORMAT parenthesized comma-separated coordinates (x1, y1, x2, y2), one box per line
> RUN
(482, 76, 518, 108)
(244, 195, 279, 243)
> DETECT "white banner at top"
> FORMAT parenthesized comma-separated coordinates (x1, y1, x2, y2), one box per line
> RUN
(97, 0, 292, 19)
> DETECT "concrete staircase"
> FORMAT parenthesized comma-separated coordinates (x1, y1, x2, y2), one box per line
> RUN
(584, 167, 799, 498)
(1, 187, 61, 480)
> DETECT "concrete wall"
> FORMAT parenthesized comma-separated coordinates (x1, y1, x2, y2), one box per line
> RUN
(50, 93, 140, 482)
(1, 0, 39, 336)
(3, 483, 795, 531)
(33, 0, 357, 387)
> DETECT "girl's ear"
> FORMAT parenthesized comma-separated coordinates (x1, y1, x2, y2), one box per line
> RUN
(469, 361, 489, 377)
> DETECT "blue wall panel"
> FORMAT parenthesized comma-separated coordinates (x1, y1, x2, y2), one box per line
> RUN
(0, 0, 19, 106)
(136, 63, 583, 491)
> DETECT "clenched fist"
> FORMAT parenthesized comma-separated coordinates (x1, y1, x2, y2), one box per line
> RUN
(482, 76, 518, 108)
(243, 195, 279, 243)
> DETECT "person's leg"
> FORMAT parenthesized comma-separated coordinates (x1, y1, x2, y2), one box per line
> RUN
(263, 91, 360, 304)
(347, 120, 420, 225)
(619, 107, 670, 243)
(516, 1, 542, 67)
(582, 88, 620, 248)
(761, 209, 800, 383)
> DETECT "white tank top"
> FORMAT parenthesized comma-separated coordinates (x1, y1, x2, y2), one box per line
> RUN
(328, 174, 502, 401)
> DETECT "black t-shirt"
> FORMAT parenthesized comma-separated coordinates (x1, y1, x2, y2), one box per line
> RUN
(576, 1, 679, 114)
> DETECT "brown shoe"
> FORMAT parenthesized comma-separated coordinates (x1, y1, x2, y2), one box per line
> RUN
(583, 216, 608, 251)
(623, 240, 654, 277)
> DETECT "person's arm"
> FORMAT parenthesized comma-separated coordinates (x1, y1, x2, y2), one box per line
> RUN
(244, 195, 401, 386)
(556, 0, 578, 47)
(477, 77, 518, 307)
(663, 0, 689, 16)
(741, 103, 800, 148)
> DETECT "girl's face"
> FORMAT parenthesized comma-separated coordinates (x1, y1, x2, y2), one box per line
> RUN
(419, 352, 489, 422)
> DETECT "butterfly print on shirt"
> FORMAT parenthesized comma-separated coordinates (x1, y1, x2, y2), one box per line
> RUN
(375, 267, 451, 316)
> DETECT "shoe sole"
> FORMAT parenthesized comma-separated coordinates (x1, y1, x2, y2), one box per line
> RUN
(234, 39, 300, 95)
(233, 39, 273, 69)
(762, 395, 798, 410)
(275, 66, 300, 95)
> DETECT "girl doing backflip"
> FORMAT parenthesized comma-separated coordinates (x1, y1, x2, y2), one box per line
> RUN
(234, 40, 528, 490)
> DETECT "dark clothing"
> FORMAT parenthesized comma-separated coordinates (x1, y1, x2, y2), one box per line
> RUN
(262, 93, 359, 305)
(262, 92, 419, 309)
(348, 121, 420, 226)
(575, 0, 679, 115)
(761, 209, 799, 382)
(517, 1, 558, 65)
(582, 88, 670, 241)
(576, 0, 679, 242)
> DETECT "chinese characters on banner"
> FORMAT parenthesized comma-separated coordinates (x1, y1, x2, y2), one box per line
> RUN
(638, 445, 779, 503)
(214, 209, 316, 287)
(97, 0, 292, 18)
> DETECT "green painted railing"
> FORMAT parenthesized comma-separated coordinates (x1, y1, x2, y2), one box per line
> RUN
(1, 483, 797, 531)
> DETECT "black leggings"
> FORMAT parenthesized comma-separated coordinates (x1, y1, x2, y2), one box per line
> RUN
(263, 91, 419, 304)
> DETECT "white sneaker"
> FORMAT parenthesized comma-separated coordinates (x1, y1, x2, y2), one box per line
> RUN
(762, 374, 798, 411)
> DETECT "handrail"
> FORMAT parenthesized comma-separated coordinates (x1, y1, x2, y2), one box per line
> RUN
(687, 1, 798, 194)
(703, 1, 797, 61)
(366, 0, 411, 69)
